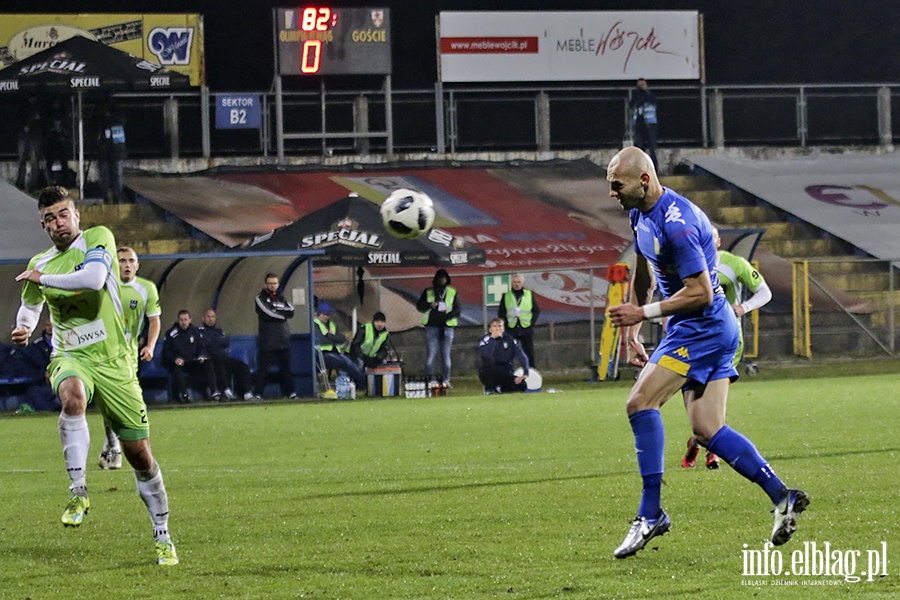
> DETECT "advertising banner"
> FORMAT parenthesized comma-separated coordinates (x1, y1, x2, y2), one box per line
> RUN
(0, 14, 204, 85)
(691, 154, 900, 261)
(439, 11, 700, 83)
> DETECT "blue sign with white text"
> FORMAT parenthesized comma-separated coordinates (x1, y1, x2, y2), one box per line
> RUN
(215, 94, 261, 129)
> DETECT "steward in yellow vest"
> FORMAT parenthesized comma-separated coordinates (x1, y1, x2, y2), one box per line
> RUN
(415, 269, 460, 385)
(350, 311, 391, 368)
(498, 273, 540, 368)
(314, 304, 366, 389)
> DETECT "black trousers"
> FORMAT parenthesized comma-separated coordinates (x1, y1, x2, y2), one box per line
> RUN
(169, 360, 217, 399)
(507, 326, 536, 369)
(254, 347, 294, 397)
(634, 121, 659, 171)
(478, 363, 526, 394)
(211, 356, 253, 396)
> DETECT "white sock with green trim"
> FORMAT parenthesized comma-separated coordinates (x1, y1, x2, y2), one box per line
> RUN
(59, 413, 89, 494)
(135, 461, 171, 542)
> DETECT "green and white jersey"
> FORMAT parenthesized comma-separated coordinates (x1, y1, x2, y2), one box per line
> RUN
(22, 226, 128, 364)
(717, 250, 765, 306)
(121, 275, 161, 357)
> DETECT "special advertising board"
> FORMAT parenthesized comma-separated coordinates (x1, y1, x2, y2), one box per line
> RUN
(0, 14, 205, 85)
(439, 11, 700, 83)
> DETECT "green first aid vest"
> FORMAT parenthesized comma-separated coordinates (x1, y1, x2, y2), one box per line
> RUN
(360, 322, 389, 357)
(503, 289, 534, 328)
(314, 318, 337, 352)
(422, 286, 458, 327)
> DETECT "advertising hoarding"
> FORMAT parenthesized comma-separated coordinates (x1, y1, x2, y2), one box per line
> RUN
(439, 11, 700, 83)
(0, 14, 205, 85)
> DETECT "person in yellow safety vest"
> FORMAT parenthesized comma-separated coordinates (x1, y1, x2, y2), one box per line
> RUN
(498, 273, 540, 368)
(415, 268, 460, 387)
(350, 311, 391, 369)
(314, 303, 365, 390)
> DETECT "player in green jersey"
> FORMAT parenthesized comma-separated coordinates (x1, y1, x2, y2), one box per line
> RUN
(97, 247, 162, 470)
(682, 227, 772, 470)
(11, 186, 178, 566)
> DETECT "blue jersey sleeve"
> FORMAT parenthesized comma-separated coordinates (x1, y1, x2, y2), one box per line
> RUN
(662, 200, 708, 280)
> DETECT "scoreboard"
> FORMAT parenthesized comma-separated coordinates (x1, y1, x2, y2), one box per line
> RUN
(276, 7, 391, 76)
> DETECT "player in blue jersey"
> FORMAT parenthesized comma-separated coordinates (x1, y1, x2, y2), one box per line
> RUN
(605, 147, 807, 559)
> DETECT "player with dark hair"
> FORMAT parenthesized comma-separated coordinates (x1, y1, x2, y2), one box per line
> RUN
(12, 186, 178, 566)
(605, 148, 807, 559)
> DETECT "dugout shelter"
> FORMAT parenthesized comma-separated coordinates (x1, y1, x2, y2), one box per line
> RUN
(0, 249, 323, 401)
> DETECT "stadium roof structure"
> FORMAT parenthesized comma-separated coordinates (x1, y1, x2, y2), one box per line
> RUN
(0, 35, 192, 199)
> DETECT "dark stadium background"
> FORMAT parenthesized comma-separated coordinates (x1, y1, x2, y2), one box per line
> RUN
(4, 0, 898, 90)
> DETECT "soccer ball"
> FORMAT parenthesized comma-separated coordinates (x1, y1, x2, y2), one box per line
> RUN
(513, 367, 542, 393)
(380, 188, 435, 239)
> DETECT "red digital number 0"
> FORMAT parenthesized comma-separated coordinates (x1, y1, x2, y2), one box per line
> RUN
(301, 39, 321, 73)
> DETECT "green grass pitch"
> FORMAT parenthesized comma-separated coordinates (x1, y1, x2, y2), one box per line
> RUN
(1, 372, 898, 599)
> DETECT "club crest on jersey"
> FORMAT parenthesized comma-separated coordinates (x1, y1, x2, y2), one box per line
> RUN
(130, 299, 138, 309)
(664, 202, 686, 225)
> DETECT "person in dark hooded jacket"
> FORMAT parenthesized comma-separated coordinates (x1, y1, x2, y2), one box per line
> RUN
(254, 272, 297, 398)
(415, 269, 460, 386)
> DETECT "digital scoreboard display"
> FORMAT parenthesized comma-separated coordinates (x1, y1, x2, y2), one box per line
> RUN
(276, 7, 391, 76)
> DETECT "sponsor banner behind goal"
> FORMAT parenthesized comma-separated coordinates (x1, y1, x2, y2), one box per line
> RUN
(0, 13, 205, 85)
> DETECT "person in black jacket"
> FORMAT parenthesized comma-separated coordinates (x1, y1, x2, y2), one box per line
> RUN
(478, 319, 529, 394)
(15, 96, 49, 192)
(95, 96, 127, 203)
(415, 269, 461, 386)
(162, 310, 219, 403)
(198, 308, 253, 401)
(254, 273, 297, 398)
(0, 319, 58, 411)
(628, 78, 659, 171)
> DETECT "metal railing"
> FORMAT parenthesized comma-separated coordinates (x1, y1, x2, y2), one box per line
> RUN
(312, 257, 900, 374)
(791, 257, 900, 358)
(1, 82, 898, 162)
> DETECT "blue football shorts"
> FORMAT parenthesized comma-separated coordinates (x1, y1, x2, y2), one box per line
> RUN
(649, 294, 740, 388)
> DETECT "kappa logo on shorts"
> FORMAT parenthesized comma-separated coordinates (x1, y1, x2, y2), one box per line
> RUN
(673, 346, 690, 359)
